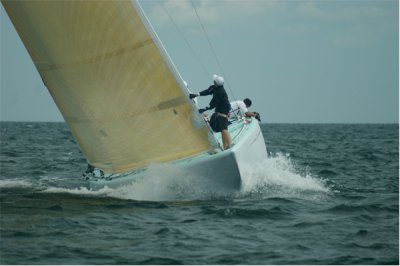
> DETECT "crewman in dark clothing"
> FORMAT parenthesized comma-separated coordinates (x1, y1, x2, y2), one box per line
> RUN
(190, 74, 232, 149)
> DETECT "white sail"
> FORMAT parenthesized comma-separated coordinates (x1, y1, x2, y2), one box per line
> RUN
(2, 0, 211, 173)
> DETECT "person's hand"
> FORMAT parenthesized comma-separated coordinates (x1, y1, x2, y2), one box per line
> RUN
(254, 112, 261, 122)
(199, 106, 211, 113)
(199, 108, 207, 113)
(189, 93, 198, 99)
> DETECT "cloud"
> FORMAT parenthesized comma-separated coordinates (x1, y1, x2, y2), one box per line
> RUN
(147, 0, 284, 30)
(145, 0, 397, 47)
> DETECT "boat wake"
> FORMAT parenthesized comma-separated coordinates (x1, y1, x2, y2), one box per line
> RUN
(113, 153, 330, 202)
(0, 153, 330, 202)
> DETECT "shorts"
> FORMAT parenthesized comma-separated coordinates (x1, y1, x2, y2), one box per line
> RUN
(209, 113, 228, 132)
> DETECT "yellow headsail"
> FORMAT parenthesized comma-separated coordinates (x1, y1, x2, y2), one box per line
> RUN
(2, 0, 211, 173)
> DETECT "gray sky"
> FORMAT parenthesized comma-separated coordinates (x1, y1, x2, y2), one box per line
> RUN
(1, 0, 398, 123)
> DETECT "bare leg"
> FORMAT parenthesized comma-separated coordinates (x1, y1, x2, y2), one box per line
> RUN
(221, 129, 231, 150)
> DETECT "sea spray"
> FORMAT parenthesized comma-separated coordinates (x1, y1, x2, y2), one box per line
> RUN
(38, 153, 330, 202)
(41, 163, 231, 201)
(239, 152, 330, 200)
(105, 163, 234, 201)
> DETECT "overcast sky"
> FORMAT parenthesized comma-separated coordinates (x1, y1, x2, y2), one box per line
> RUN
(1, 0, 398, 123)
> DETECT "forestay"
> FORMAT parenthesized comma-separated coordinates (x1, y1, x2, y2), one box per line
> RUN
(2, 0, 211, 173)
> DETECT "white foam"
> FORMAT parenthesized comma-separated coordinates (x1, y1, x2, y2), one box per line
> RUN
(239, 153, 330, 199)
(0, 179, 33, 188)
(43, 185, 114, 196)
(40, 164, 225, 201)
(39, 153, 330, 202)
(104, 164, 230, 201)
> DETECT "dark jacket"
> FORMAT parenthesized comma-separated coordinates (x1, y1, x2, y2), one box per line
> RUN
(199, 85, 230, 114)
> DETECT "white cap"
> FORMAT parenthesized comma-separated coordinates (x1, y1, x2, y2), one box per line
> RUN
(213, 74, 224, 86)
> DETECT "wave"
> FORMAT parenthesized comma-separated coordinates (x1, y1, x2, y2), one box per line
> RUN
(43, 185, 115, 196)
(0, 179, 34, 188)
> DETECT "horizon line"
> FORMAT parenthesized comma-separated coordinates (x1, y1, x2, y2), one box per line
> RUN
(0, 120, 398, 125)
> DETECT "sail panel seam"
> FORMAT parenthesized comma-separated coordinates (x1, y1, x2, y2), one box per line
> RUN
(36, 39, 154, 71)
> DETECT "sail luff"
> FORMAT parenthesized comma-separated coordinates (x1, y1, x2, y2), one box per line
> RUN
(132, 0, 187, 95)
(2, 0, 212, 173)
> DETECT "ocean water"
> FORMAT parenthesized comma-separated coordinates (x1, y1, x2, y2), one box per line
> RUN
(0, 122, 398, 265)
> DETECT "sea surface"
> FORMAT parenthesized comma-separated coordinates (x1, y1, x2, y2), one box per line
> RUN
(0, 122, 398, 265)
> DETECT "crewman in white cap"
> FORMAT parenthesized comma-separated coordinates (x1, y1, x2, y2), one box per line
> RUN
(190, 74, 232, 150)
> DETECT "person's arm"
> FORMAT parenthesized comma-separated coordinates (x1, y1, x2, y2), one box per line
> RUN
(199, 85, 215, 96)
(244, 111, 257, 117)
(246, 111, 261, 121)
(189, 85, 215, 99)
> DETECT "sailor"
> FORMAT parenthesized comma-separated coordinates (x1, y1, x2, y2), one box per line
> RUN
(82, 163, 104, 179)
(82, 163, 95, 179)
(190, 74, 232, 150)
(230, 98, 261, 121)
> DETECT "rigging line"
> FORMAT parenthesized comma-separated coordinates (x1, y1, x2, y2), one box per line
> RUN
(189, 0, 237, 102)
(158, 2, 210, 79)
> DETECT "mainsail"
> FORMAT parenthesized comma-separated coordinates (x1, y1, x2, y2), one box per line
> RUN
(2, 0, 211, 173)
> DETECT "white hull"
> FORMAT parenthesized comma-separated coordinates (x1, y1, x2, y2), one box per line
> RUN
(87, 117, 267, 190)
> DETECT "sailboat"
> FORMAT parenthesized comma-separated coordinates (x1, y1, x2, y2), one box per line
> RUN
(2, 0, 267, 190)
